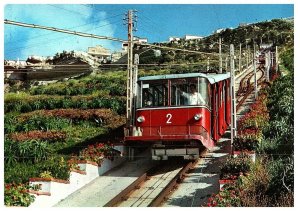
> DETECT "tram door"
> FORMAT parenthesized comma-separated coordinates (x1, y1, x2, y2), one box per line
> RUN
(218, 82, 226, 135)
(211, 84, 219, 141)
(225, 79, 231, 125)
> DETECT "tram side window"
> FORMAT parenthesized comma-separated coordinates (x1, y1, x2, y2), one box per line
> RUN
(142, 82, 168, 107)
(170, 77, 211, 107)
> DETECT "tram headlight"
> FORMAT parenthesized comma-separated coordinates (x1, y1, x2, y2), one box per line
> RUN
(137, 116, 145, 123)
(194, 113, 202, 121)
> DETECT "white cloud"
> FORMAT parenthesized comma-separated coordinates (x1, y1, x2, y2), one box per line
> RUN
(4, 4, 119, 60)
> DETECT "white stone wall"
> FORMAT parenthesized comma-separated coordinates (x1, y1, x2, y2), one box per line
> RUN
(29, 146, 126, 207)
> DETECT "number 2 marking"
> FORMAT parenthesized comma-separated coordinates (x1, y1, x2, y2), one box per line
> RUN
(166, 113, 172, 124)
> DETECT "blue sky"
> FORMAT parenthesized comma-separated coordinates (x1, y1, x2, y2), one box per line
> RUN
(4, 4, 294, 60)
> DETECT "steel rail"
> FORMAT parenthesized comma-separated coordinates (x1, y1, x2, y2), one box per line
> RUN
(236, 68, 265, 111)
(150, 148, 207, 207)
(105, 148, 207, 207)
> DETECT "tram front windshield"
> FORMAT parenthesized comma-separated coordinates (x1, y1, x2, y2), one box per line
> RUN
(139, 77, 210, 108)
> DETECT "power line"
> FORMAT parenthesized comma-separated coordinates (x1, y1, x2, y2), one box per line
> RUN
(141, 43, 220, 56)
(5, 17, 122, 45)
(5, 19, 122, 53)
(4, 19, 125, 43)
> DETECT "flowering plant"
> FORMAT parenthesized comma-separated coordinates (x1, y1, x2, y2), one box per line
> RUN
(238, 95, 269, 131)
(237, 127, 263, 142)
(79, 143, 115, 165)
(9, 130, 66, 142)
(4, 183, 38, 207)
(67, 155, 81, 171)
(206, 185, 241, 207)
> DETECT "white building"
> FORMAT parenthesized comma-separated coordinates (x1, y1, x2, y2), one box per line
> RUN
(87, 45, 111, 62)
(183, 35, 203, 40)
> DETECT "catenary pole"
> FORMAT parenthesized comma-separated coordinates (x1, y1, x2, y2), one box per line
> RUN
(230, 44, 237, 154)
(126, 10, 134, 127)
(219, 37, 222, 73)
(253, 41, 258, 99)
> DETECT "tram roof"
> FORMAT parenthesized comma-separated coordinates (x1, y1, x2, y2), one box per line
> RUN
(138, 72, 230, 84)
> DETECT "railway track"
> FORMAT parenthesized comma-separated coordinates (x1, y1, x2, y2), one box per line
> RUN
(236, 67, 265, 110)
(105, 148, 207, 207)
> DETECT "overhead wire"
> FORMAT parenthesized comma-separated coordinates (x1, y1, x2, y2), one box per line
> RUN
(5, 19, 115, 45)
(5, 4, 126, 48)
(5, 19, 123, 54)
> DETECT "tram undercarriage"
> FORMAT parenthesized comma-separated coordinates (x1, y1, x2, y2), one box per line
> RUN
(127, 141, 203, 161)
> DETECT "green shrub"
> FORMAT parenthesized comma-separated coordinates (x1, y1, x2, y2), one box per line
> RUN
(4, 162, 40, 184)
(28, 73, 127, 97)
(220, 154, 252, 180)
(5, 156, 71, 184)
(280, 47, 294, 73)
(5, 94, 126, 114)
(4, 139, 51, 166)
(267, 157, 294, 198)
(4, 113, 18, 134)
(238, 158, 270, 206)
(11, 115, 70, 133)
(36, 156, 70, 180)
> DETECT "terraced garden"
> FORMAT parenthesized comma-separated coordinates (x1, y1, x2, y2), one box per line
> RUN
(4, 71, 130, 206)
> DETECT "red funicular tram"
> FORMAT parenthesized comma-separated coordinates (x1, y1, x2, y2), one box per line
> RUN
(125, 72, 231, 160)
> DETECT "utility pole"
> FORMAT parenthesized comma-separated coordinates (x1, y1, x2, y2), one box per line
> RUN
(225, 56, 228, 71)
(207, 57, 210, 72)
(275, 46, 279, 73)
(125, 10, 137, 128)
(239, 43, 242, 73)
(219, 37, 222, 73)
(248, 45, 251, 67)
(253, 41, 258, 99)
(125, 10, 137, 160)
(246, 46, 249, 67)
(126, 10, 133, 128)
(271, 52, 274, 67)
(265, 50, 270, 82)
(230, 44, 237, 154)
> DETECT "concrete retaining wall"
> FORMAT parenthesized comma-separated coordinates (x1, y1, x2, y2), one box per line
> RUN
(29, 145, 126, 207)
